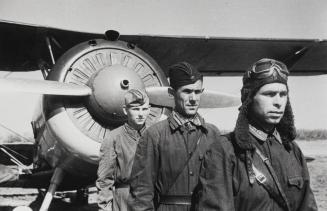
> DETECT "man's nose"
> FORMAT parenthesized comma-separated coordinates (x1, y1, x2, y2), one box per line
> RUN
(189, 92, 196, 101)
(273, 96, 282, 108)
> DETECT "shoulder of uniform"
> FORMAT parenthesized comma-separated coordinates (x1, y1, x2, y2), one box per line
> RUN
(141, 120, 168, 142)
(289, 141, 305, 156)
(110, 125, 125, 136)
(145, 119, 169, 133)
(221, 131, 233, 141)
(101, 126, 124, 143)
(209, 132, 234, 151)
(204, 122, 220, 132)
(204, 136, 234, 163)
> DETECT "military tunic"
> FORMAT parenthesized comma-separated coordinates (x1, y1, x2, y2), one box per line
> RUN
(198, 125, 317, 211)
(128, 112, 221, 211)
(96, 123, 146, 211)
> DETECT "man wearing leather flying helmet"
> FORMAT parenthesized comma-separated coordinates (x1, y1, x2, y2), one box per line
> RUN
(128, 62, 222, 211)
(198, 58, 317, 211)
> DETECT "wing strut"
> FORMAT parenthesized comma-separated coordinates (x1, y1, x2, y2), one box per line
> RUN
(45, 35, 55, 65)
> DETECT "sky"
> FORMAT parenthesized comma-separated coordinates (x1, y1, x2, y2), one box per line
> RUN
(0, 0, 326, 138)
(0, 0, 327, 39)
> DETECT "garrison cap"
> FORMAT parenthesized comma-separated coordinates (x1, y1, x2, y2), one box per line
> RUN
(168, 62, 203, 90)
(124, 89, 149, 107)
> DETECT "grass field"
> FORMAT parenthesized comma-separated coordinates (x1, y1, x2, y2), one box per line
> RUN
(307, 156, 327, 210)
(296, 129, 327, 141)
(298, 140, 327, 210)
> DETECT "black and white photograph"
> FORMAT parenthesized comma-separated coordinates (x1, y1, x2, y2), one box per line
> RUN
(0, 0, 326, 210)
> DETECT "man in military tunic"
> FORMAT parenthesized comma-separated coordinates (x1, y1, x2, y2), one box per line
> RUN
(96, 89, 151, 211)
(128, 62, 221, 211)
(198, 58, 317, 211)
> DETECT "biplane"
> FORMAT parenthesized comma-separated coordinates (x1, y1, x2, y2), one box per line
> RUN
(0, 1, 326, 210)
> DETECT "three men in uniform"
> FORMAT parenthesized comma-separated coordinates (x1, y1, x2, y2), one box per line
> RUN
(97, 59, 317, 211)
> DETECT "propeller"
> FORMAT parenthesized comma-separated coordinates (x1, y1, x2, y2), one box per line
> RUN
(0, 78, 240, 108)
(0, 78, 92, 96)
(145, 86, 175, 107)
(200, 90, 241, 108)
(145, 86, 240, 108)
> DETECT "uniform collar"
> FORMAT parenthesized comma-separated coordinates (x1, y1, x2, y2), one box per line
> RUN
(124, 123, 146, 139)
(168, 110, 207, 132)
(249, 124, 282, 144)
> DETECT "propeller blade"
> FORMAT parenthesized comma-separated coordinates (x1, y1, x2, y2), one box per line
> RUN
(146, 86, 241, 108)
(0, 78, 92, 96)
(200, 90, 241, 108)
(146, 86, 175, 107)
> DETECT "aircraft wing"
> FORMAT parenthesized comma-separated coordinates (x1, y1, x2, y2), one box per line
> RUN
(0, 21, 104, 72)
(1, 20, 326, 75)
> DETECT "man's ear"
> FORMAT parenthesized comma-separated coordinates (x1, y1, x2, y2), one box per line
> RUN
(169, 87, 176, 97)
(123, 105, 127, 115)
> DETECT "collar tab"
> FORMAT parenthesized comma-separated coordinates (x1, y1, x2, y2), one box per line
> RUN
(249, 124, 282, 144)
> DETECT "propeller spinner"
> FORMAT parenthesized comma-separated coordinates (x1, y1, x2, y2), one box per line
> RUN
(86, 64, 145, 125)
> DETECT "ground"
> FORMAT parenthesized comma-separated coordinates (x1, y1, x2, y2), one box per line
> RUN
(297, 140, 327, 210)
(0, 140, 326, 211)
(307, 156, 327, 210)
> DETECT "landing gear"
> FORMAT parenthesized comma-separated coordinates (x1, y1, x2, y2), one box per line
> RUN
(39, 167, 64, 211)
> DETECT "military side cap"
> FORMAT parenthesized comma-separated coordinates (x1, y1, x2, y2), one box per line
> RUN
(124, 89, 149, 107)
(168, 62, 203, 90)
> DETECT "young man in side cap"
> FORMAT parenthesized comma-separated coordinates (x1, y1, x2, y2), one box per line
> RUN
(128, 62, 222, 211)
(198, 58, 317, 211)
(96, 89, 151, 211)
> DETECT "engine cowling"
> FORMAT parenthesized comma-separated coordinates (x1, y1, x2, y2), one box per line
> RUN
(42, 39, 169, 164)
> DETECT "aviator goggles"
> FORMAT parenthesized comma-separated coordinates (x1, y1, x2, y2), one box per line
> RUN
(248, 59, 289, 80)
